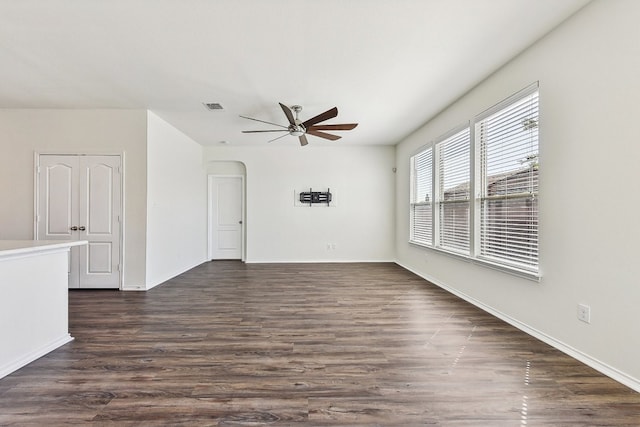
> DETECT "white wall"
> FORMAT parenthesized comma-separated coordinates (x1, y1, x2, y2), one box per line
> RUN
(204, 145, 395, 263)
(206, 160, 246, 176)
(395, 0, 640, 391)
(0, 245, 73, 379)
(0, 109, 148, 289)
(145, 111, 208, 289)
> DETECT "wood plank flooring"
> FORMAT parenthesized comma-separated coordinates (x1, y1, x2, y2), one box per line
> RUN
(1, 261, 639, 425)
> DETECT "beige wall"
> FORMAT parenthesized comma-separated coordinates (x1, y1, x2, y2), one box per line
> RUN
(0, 109, 148, 288)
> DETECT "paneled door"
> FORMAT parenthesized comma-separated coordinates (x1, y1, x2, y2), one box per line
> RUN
(208, 176, 243, 260)
(37, 155, 122, 289)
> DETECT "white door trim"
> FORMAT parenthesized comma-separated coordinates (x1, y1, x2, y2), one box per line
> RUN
(34, 152, 125, 290)
(207, 174, 245, 261)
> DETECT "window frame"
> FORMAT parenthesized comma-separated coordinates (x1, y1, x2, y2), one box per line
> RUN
(409, 146, 434, 247)
(409, 82, 540, 281)
(435, 125, 471, 255)
(475, 84, 539, 273)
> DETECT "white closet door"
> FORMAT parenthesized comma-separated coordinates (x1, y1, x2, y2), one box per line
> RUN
(37, 155, 81, 287)
(77, 156, 121, 288)
(37, 154, 121, 289)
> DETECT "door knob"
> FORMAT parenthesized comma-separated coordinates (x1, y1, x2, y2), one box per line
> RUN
(78, 226, 86, 231)
(239, 220, 243, 224)
(70, 226, 78, 231)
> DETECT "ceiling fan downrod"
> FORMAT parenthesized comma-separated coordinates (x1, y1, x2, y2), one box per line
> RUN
(289, 105, 305, 136)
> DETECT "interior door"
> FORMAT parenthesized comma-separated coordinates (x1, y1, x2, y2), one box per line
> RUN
(37, 154, 121, 289)
(209, 176, 243, 260)
(37, 155, 81, 287)
(77, 156, 121, 288)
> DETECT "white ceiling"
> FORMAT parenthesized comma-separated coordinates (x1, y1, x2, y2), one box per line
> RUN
(0, 0, 590, 147)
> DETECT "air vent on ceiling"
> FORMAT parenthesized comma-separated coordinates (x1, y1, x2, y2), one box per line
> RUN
(203, 102, 224, 111)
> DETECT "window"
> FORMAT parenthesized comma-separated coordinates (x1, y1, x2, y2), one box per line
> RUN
(410, 147, 433, 246)
(409, 83, 539, 278)
(436, 127, 470, 254)
(477, 87, 539, 272)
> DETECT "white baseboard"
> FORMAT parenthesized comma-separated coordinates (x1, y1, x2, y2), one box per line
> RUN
(142, 258, 208, 291)
(396, 261, 640, 393)
(121, 285, 147, 291)
(244, 259, 396, 264)
(0, 334, 74, 380)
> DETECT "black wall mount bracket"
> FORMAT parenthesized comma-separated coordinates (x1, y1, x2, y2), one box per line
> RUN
(299, 188, 332, 206)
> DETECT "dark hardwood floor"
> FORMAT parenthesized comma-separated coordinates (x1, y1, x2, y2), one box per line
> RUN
(1, 261, 639, 426)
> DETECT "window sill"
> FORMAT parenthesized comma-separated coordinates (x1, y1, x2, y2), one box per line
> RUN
(408, 241, 541, 282)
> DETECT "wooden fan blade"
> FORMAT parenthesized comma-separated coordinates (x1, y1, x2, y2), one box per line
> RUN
(279, 103, 296, 126)
(242, 130, 288, 133)
(307, 123, 358, 131)
(306, 129, 342, 141)
(240, 115, 288, 129)
(301, 107, 338, 128)
(299, 134, 309, 146)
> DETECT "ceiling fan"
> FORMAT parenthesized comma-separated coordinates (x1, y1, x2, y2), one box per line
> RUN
(240, 103, 358, 146)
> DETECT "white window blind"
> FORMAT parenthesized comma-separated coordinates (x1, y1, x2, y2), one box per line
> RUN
(410, 147, 433, 246)
(477, 88, 539, 271)
(437, 127, 470, 254)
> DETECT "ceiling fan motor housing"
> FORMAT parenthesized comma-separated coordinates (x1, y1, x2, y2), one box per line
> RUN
(289, 124, 305, 136)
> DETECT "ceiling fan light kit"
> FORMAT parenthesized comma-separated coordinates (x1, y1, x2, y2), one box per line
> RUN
(241, 103, 358, 146)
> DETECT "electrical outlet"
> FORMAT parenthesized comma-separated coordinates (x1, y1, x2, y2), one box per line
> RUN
(577, 304, 591, 324)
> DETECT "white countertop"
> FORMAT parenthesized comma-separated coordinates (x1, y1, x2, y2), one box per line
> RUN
(0, 240, 88, 258)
